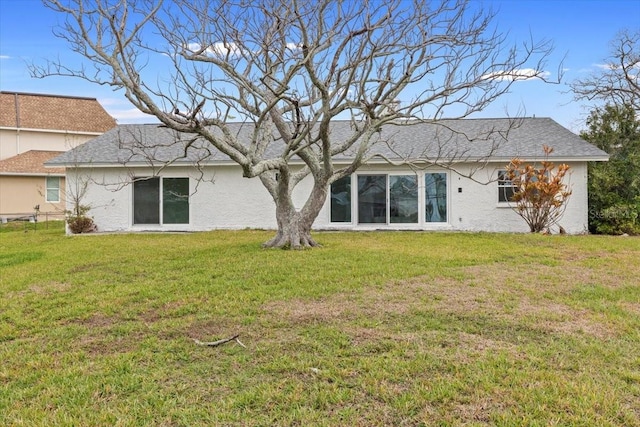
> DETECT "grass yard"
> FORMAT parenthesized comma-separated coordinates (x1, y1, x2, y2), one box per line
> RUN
(1, 223, 639, 426)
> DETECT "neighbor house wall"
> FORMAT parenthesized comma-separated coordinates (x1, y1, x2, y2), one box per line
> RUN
(0, 129, 97, 161)
(0, 175, 66, 215)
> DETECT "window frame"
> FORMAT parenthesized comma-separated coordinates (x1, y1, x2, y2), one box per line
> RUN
(45, 176, 61, 203)
(328, 171, 450, 226)
(497, 170, 517, 204)
(329, 175, 353, 223)
(133, 177, 190, 226)
(424, 172, 447, 223)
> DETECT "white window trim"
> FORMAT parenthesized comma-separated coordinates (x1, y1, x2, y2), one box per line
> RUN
(497, 169, 516, 206)
(45, 176, 61, 203)
(328, 171, 450, 227)
(132, 177, 191, 227)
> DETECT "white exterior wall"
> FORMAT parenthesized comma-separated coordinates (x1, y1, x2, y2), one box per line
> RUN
(313, 162, 588, 234)
(69, 161, 589, 234)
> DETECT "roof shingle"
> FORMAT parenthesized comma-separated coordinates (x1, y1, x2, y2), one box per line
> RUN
(46, 117, 609, 167)
(0, 150, 66, 175)
(0, 91, 116, 133)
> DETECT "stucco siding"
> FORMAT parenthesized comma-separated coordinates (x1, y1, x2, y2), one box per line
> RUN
(0, 129, 94, 161)
(0, 175, 66, 215)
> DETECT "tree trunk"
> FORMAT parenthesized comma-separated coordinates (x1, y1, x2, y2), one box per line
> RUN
(262, 180, 327, 249)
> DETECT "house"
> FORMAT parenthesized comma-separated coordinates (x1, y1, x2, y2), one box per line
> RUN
(0, 91, 116, 221)
(46, 118, 608, 234)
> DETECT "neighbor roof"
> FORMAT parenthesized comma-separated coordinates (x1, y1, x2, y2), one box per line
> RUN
(46, 117, 609, 167)
(0, 91, 116, 133)
(0, 150, 65, 175)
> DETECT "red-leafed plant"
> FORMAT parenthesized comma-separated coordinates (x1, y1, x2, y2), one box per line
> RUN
(505, 145, 572, 233)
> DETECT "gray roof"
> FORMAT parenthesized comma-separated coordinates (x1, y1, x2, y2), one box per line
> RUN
(46, 117, 608, 167)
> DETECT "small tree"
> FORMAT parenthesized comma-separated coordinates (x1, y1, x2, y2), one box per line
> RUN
(504, 146, 572, 233)
(64, 166, 98, 234)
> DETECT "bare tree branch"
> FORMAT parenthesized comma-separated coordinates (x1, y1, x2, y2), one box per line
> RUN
(34, 0, 557, 248)
(571, 29, 640, 113)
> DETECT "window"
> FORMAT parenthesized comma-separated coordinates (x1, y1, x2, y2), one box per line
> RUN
(330, 173, 448, 225)
(390, 175, 418, 223)
(358, 175, 387, 223)
(133, 177, 189, 225)
(425, 173, 447, 222)
(357, 174, 420, 224)
(45, 176, 60, 202)
(330, 176, 351, 222)
(498, 170, 517, 202)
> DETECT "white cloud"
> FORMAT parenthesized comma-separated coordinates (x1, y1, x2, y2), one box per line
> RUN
(110, 108, 157, 124)
(482, 68, 551, 82)
(593, 63, 614, 70)
(187, 42, 242, 57)
(0, 55, 11, 60)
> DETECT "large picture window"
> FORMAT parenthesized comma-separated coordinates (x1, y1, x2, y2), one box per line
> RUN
(134, 177, 189, 225)
(330, 173, 448, 225)
(330, 176, 351, 222)
(45, 176, 60, 203)
(425, 173, 447, 222)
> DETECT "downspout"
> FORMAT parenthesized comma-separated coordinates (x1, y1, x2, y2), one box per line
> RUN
(14, 93, 20, 154)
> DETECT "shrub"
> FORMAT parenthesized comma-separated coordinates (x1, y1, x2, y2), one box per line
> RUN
(505, 145, 572, 233)
(66, 205, 97, 234)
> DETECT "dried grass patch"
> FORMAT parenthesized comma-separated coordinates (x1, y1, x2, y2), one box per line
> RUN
(262, 260, 620, 344)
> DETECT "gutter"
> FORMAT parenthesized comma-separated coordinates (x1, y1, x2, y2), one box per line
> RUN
(0, 126, 105, 136)
(45, 155, 610, 169)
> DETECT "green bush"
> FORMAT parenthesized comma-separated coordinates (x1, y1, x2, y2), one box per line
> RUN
(592, 200, 640, 235)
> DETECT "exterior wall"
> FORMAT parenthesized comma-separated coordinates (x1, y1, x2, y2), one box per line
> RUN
(0, 128, 96, 161)
(313, 163, 590, 233)
(70, 161, 590, 234)
(68, 166, 287, 232)
(0, 175, 66, 216)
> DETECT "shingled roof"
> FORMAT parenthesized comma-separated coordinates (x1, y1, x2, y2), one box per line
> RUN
(0, 150, 65, 175)
(46, 117, 609, 167)
(0, 91, 116, 133)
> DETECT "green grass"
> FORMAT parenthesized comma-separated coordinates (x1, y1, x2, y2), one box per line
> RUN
(1, 225, 639, 426)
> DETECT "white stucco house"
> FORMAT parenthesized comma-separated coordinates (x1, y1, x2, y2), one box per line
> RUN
(46, 117, 608, 234)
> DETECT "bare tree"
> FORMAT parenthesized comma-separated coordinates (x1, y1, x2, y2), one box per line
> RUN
(34, 0, 554, 248)
(571, 29, 640, 113)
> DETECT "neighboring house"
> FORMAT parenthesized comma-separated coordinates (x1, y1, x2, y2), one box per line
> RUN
(0, 91, 116, 220)
(46, 118, 608, 234)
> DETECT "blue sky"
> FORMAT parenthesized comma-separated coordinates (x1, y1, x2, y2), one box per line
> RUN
(1, 0, 638, 132)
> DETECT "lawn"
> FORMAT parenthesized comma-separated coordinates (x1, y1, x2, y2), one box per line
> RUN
(1, 223, 639, 426)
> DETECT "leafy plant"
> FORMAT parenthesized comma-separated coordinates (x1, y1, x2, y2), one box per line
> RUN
(505, 145, 572, 233)
(581, 104, 640, 235)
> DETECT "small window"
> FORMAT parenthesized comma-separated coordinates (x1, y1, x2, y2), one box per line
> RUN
(498, 170, 517, 203)
(45, 176, 60, 203)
